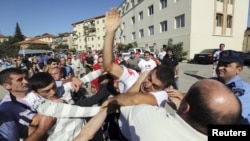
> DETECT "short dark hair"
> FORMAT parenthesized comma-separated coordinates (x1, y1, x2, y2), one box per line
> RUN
(153, 64, 175, 88)
(0, 68, 25, 85)
(28, 72, 55, 92)
(47, 58, 59, 65)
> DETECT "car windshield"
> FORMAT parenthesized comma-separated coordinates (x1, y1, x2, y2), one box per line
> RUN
(200, 49, 217, 54)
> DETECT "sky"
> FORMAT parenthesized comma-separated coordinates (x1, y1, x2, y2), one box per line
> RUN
(0, 0, 123, 37)
(0, 0, 250, 37)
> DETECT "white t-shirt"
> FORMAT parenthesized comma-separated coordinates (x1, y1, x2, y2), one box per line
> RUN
(138, 59, 157, 73)
(119, 66, 168, 107)
(118, 66, 140, 93)
(213, 50, 222, 63)
(119, 104, 207, 141)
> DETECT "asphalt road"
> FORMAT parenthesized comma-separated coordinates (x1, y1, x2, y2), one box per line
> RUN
(1, 62, 250, 100)
(178, 62, 250, 93)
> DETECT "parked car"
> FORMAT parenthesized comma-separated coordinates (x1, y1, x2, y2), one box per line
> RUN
(244, 52, 250, 64)
(193, 49, 218, 64)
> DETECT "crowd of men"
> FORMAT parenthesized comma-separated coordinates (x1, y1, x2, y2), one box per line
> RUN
(0, 8, 249, 141)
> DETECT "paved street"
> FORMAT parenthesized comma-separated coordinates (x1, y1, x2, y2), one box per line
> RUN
(178, 62, 250, 93)
(1, 62, 250, 100)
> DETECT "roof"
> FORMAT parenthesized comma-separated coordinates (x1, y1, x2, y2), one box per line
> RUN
(18, 39, 49, 45)
(18, 49, 53, 55)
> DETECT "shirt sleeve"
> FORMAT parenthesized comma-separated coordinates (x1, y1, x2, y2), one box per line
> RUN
(118, 66, 139, 93)
(33, 98, 100, 118)
(80, 69, 102, 83)
(150, 91, 168, 107)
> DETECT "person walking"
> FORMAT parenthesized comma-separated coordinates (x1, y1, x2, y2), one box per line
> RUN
(161, 48, 179, 89)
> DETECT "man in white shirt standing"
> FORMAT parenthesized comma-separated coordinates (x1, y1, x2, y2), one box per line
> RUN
(138, 51, 157, 73)
(158, 48, 166, 61)
(212, 43, 225, 76)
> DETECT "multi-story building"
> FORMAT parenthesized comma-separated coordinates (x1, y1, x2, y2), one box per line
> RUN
(115, 0, 249, 59)
(52, 32, 74, 50)
(72, 15, 106, 52)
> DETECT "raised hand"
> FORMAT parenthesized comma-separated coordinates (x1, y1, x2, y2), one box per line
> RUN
(105, 8, 121, 33)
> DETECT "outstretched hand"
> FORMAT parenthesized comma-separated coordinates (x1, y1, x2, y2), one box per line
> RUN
(105, 8, 121, 33)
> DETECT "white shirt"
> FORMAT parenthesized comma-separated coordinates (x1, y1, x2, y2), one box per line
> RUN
(119, 104, 207, 141)
(138, 59, 157, 73)
(119, 66, 168, 107)
(158, 51, 166, 60)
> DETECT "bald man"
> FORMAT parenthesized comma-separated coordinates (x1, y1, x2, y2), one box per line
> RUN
(73, 79, 242, 141)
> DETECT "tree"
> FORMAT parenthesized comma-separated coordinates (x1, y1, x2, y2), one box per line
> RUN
(11, 23, 25, 44)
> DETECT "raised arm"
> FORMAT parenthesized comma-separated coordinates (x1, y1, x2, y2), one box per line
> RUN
(103, 8, 123, 79)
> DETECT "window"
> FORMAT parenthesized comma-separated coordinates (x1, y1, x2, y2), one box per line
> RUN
(132, 32, 136, 40)
(160, 20, 168, 32)
(123, 36, 126, 42)
(217, 0, 224, 2)
(227, 15, 232, 28)
(131, 0, 135, 7)
(175, 14, 185, 28)
(160, 0, 167, 9)
(228, 0, 233, 4)
(139, 11, 143, 21)
(148, 25, 154, 35)
(148, 5, 154, 15)
(139, 29, 144, 38)
(122, 22, 125, 30)
(216, 13, 223, 27)
(131, 16, 135, 24)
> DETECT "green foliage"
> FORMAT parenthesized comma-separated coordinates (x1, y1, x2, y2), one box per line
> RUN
(11, 23, 25, 43)
(69, 48, 76, 53)
(117, 42, 138, 52)
(163, 38, 187, 61)
(28, 44, 51, 50)
(0, 42, 19, 57)
(55, 44, 69, 51)
(0, 22, 25, 57)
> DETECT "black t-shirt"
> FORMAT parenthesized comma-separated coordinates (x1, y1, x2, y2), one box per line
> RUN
(161, 55, 179, 71)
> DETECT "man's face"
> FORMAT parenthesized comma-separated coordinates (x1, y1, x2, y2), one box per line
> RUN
(130, 53, 136, 58)
(220, 44, 225, 50)
(36, 81, 58, 100)
(49, 62, 58, 69)
(60, 58, 66, 66)
(140, 70, 166, 92)
(144, 53, 150, 61)
(49, 68, 62, 81)
(216, 62, 242, 83)
(167, 50, 173, 56)
(8, 73, 29, 94)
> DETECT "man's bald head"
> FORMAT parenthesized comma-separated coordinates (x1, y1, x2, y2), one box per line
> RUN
(178, 79, 242, 134)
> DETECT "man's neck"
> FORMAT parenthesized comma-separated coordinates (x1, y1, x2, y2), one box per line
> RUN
(10, 91, 27, 98)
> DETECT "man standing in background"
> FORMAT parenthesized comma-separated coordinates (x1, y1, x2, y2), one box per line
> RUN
(161, 48, 179, 89)
(213, 43, 225, 76)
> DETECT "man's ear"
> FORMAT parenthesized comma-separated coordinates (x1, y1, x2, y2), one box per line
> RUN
(2, 83, 11, 90)
(179, 102, 190, 114)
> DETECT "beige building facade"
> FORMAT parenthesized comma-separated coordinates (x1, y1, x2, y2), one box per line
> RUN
(72, 15, 106, 51)
(114, 0, 249, 59)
